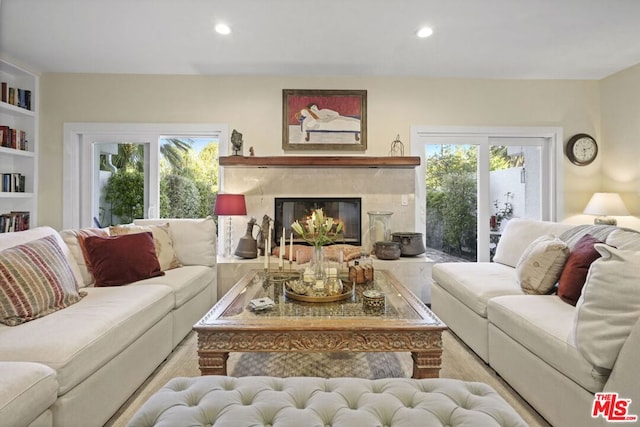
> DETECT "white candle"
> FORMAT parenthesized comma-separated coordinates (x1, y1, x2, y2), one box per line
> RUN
(267, 222, 272, 257)
(289, 232, 294, 260)
(279, 236, 284, 268)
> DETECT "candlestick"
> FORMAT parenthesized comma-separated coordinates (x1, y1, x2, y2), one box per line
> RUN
(279, 236, 284, 268)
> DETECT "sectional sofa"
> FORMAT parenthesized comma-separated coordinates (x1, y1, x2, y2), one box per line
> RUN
(432, 218, 640, 427)
(0, 218, 217, 427)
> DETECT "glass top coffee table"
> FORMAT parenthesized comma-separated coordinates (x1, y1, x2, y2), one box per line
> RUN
(194, 269, 447, 378)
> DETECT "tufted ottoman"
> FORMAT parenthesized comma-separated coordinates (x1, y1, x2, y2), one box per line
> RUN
(126, 376, 527, 427)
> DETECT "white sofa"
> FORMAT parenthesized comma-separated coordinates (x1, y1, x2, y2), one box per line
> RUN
(0, 218, 217, 427)
(432, 218, 640, 427)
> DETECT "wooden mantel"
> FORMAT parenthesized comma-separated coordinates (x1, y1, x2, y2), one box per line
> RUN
(219, 156, 420, 168)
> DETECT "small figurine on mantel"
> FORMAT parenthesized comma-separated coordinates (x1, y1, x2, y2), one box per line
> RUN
(249, 146, 255, 156)
(231, 129, 243, 156)
(389, 134, 404, 156)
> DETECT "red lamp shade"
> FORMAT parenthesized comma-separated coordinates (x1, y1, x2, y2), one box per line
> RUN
(214, 194, 247, 216)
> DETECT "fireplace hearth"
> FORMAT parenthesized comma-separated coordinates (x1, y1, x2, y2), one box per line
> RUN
(275, 197, 362, 245)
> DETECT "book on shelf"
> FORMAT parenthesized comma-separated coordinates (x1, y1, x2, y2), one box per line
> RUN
(0, 125, 28, 150)
(0, 211, 30, 232)
(0, 81, 32, 111)
(2, 172, 25, 192)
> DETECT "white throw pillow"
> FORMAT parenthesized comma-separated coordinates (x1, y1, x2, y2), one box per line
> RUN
(573, 244, 640, 371)
(516, 235, 569, 295)
(133, 217, 217, 266)
(605, 228, 640, 251)
(493, 218, 574, 268)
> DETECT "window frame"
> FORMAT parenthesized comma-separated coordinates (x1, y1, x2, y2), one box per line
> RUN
(63, 123, 228, 229)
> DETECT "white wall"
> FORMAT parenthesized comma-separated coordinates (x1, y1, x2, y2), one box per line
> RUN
(599, 63, 640, 229)
(40, 74, 603, 229)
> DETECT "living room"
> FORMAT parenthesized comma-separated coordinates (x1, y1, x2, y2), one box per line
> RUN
(2, 1, 640, 427)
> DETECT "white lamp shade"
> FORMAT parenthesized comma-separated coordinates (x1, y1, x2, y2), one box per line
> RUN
(583, 193, 630, 216)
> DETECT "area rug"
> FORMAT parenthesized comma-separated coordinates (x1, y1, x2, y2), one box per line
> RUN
(228, 351, 413, 379)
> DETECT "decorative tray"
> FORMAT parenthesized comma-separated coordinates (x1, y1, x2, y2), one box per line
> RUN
(284, 281, 353, 303)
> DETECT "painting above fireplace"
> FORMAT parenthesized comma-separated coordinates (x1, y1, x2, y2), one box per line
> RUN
(275, 197, 362, 245)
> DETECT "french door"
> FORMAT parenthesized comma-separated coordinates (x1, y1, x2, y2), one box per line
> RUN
(411, 127, 562, 262)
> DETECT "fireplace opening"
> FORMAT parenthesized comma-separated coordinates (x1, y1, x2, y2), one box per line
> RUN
(275, 197, 362, 246)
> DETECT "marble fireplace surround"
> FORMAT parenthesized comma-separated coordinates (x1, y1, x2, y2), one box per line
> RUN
(219, 164, 418, 249)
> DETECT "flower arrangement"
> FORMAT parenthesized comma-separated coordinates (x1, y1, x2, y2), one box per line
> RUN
(291, 208, 343, 247)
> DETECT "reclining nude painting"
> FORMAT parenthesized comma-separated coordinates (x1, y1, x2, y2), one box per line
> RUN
(282, 89, 367, 151)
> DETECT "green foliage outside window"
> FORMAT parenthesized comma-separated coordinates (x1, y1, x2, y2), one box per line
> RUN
(426, 145, 515, 259)
(104, 169, 144, 224)
(101, 139, 219, 225)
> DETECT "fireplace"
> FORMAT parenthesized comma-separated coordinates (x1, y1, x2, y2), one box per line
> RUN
(275, 197, 362, 245)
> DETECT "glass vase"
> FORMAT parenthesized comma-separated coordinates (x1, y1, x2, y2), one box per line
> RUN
(368, 211, 393, 252)
(310, 246, 326, 291)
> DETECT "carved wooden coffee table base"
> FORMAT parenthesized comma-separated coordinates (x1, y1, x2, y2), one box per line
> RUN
(195, 270, 447, 379)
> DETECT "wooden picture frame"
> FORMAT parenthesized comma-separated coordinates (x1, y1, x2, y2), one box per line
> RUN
(282, 89, 367, 151)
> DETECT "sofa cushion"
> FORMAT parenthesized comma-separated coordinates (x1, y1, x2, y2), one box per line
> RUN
(83, 232, 164, 287)
(109, 224, 181, 271)
(0, 235, 86, 326)
(493, 219, 574, 268)
(133, 218, 216, 266)
(0, 284, 174, 394)
(605, 228, 640, 251)
(0, 226, 84, 288)
(59, 227, 110, 286)
(559, 224, 618, 250)
(432, 262, 521, 318)
(573, 245, 640, 371)
(557, 234, 603, 306)
(131, 265, 214, 308)
(487, 295, 608, 393)
(515, 235, 569, 295)
(0, 362, 58, 427)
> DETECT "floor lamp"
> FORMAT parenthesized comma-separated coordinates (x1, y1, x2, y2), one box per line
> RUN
(213, 194, 247, 257)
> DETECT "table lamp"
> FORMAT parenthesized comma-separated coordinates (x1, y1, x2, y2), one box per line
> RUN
(213, 193, 247, 257)
(583, 192, 629, 225)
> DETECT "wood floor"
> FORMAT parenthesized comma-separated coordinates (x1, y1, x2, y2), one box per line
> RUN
(105, 330, 550, 426)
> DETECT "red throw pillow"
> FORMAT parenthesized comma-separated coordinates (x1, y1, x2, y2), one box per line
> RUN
(83, 232, 164, 287)
(557, 234, 603, 306)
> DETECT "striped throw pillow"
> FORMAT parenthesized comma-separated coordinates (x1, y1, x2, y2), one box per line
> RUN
(0, 235, 86, 326)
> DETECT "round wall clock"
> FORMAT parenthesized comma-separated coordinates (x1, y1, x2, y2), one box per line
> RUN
(566, 133, 598, 166)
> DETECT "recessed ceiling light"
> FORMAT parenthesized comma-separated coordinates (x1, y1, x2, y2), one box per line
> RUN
(215, 23, 231, 35)
(416, 27, 433, 38)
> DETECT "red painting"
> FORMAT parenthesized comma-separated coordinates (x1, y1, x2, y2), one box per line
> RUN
(282, 89, 367, 151)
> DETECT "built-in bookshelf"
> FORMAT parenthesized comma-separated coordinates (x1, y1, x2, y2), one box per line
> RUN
(0, 59, 38, 231)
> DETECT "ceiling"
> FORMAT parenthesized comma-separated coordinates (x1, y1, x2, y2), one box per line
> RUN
(2, 0, 640, 79)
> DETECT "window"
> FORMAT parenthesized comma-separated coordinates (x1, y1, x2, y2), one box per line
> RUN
(63, 123, 227, 229)
(411, 126, 563, 262)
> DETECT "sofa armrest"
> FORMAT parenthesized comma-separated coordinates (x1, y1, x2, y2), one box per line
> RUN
(603, 317, 640, 419)
(493, 219, 575, 268)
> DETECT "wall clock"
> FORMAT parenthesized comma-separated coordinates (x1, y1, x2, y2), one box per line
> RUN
(566, 133, 598, 166)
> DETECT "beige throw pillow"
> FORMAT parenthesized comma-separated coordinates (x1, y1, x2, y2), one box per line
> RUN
(572, 244, 640, 371)
(109, 224, 180, 271)
(515, 234, 569, 295)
